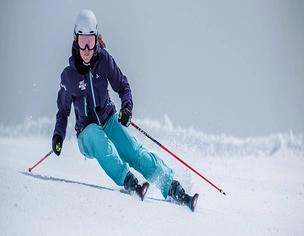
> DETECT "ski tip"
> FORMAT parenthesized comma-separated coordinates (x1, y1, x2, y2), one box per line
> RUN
(139, 182, 150, 201)
(189, 193, 199, 212)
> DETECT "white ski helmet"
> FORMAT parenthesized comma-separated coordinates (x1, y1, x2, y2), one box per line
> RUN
(74, 9, 98, 39)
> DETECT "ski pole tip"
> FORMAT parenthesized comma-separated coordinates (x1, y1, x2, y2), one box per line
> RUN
(28, 168, 32, 172)
(220, 189, 226, 195)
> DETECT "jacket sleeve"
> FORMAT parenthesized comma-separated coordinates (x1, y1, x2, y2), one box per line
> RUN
(53, 69, 72, 141)
(105, 51, 133, 111)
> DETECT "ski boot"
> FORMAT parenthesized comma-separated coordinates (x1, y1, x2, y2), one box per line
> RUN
(124, 171, 149, 201)
(168, 180, 199, 212)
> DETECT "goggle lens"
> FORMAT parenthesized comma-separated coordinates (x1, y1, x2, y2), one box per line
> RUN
(78, 35, 96, 50)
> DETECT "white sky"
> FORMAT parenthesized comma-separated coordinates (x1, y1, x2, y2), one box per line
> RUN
(0, 0, 303, 137)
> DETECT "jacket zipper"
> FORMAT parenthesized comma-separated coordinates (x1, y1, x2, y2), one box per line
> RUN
(89, 71, 101, 125)
(84, 97, 88, 117)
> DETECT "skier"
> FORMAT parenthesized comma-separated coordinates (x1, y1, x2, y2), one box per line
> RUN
(52, 9, 198, 211)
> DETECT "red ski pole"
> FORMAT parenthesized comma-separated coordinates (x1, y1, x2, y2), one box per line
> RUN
(28, 150, 53, 172)
(130, 121, 226, 195)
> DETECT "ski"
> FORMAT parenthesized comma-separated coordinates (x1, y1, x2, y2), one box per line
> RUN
(147, 193, 199, 212)
(136, 182, 150, 201)
(168, 193, 199, 212)
(120, 182, 150, 201)
(189, 193, 199, 212)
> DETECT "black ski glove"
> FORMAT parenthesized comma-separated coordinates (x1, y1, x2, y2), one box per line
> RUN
(118, 107, 132, 127)
(52, 134, 63, 156)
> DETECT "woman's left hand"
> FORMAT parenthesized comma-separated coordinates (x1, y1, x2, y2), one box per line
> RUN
(118, 107, 132, 127)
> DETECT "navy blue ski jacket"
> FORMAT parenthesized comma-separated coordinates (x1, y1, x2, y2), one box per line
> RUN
(53, 49, 133, 140)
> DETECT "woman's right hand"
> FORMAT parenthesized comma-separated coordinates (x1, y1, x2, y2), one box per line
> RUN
(52, 135, 63, 156)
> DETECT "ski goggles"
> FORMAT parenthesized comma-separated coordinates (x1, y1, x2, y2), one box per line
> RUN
(77, 35, 96, 51)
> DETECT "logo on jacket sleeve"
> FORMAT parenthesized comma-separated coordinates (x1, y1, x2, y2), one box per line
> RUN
(79, 80, 86, 90)
(60, 82, 67, 91)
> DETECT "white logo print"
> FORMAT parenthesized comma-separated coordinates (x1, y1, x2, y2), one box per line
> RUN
(60, 82, 67, 91)
(79, 80, 86, 90)
(96, 74, 99, 79)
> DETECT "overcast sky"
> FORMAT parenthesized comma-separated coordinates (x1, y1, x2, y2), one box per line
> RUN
(0, 0, 303, 137)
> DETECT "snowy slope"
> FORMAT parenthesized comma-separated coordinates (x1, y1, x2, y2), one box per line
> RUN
(0, 117, 304, 235)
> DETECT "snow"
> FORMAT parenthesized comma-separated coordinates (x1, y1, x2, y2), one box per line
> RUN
(0, 117, 304, 235)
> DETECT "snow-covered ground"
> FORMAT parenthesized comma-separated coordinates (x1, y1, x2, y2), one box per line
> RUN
(1, 117, 303, 235)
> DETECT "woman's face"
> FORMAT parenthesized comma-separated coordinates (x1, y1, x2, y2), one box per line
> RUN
(80, 48, 94, 64)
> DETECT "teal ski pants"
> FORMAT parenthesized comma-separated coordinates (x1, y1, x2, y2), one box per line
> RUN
(77, 113, 174, 198)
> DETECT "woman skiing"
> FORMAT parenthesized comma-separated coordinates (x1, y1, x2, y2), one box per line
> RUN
(52, 9, 198, 211)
